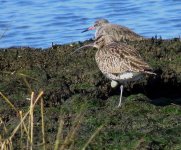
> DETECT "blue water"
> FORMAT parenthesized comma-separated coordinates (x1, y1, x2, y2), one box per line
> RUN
(0, 0, 181, 48)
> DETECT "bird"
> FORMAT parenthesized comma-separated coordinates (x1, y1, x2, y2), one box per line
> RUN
(82, 18, 144, 42)
(73, 35, 155, 107)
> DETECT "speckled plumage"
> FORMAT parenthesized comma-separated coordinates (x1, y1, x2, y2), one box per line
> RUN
(79, 29, 154, 107)
(93, 19, 144, 41)
(95, 41, 153, 83)
(93, 35, 155, 107)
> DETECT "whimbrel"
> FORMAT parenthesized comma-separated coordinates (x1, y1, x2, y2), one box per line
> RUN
(95, 35, 155, 106)
(82, 19, 144, 42)
(74, 35, 155, 107)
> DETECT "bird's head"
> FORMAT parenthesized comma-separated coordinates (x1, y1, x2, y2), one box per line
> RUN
(94, 19, 109, 28)
(82, 19, 109, 33)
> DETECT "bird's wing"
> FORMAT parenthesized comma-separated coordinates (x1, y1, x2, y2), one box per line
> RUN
(99, 24, 143, 40)
(97, 43, 152, 74)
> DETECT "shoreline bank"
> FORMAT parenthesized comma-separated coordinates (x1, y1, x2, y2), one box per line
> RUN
(0, 38, 181, 149)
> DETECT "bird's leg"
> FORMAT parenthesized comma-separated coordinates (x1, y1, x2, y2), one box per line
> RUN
(118, 85, 123, 107)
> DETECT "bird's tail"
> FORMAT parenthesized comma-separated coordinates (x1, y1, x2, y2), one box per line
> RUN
(142, 69, 156, 75)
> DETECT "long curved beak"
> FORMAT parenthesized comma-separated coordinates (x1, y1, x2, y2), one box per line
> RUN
(81, 26, 95, 33)
(69, 43, 95, 55)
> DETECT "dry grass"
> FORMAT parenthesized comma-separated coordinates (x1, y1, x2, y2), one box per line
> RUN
(0, 75, 104, 150)
(0, 90, 44, 150)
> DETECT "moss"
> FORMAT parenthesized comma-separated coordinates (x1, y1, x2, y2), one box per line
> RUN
(0, 38, 181, 149)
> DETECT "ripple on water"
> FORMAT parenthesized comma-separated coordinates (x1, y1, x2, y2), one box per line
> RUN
(0, 0, 181, 48)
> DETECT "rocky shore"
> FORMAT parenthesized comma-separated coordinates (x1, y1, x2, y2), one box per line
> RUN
(0, 38, 181, 149)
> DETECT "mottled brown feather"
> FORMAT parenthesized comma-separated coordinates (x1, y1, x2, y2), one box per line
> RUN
(95, 23, 144, 41)
(95, 42, 152, 75)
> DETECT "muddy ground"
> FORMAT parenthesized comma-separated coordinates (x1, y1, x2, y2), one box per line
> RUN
(0, 38, 181, 149)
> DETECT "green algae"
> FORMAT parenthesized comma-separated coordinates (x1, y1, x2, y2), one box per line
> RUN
(0, 38, 181, 149)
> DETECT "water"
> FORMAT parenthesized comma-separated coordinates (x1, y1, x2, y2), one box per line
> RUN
(0, 0, 181, 48)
